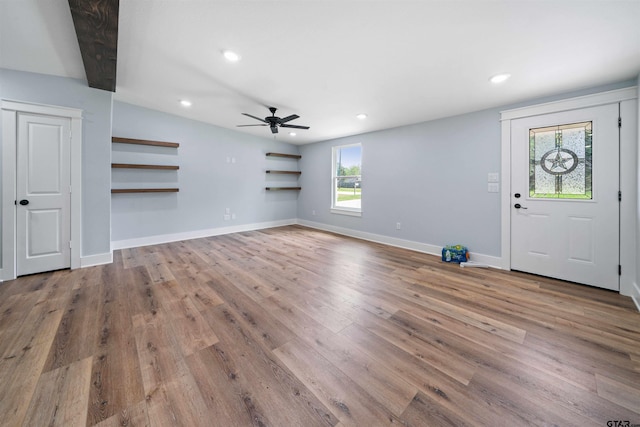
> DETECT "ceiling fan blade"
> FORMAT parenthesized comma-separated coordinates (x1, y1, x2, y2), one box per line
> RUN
(280, 124, 310, 130)
(237, 124, 268, 127)
(242, 113, 268, 123)
(270, 126, 278, 134)
(278, 114, 299, 124)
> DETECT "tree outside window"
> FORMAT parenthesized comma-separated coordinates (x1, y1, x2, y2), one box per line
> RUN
(332, 144, 361, 215)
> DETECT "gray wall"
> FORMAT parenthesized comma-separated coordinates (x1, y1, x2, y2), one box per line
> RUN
(111, 101, 299, 243)
(298, 80, 638, 259)
(298, 108, 501, 256)
(0, 68, 112, 258)
(637, 73, 640, 298)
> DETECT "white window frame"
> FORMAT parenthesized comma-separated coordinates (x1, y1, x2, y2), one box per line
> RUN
(331, 143, 362, 217)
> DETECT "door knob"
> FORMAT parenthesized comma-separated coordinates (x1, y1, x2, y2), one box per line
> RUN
(19, 199, 29, 205)
(514, 203, 527, 209)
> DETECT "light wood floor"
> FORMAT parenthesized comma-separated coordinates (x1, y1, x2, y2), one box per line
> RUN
(1, 225, 639, 426)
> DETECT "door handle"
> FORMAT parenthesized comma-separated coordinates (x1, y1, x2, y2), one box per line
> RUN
(19, 199, 29, 206)
(514, 203, 527, 209)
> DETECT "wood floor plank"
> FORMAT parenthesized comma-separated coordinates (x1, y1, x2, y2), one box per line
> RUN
(185, 345, 263, 427)
(0, 225, 638, 426)
(331, 311, 523, 426)
(0, 290, 44, 347)
(373, 285, 528, 344)
(595, 373, 640, 414)
(87, 266, 145, 425)
(0, 296, 66, 426)
(160, 291, 219, 356)
(43, 283, 102, 372)
(124, 266, 161, 318)
(352, 312, 477, 385)
(261, 295, 418, 416)
(93, 401, 150, 427)
(172, 271, 224, 313)
(466, 371, 591, 427)
(22, 356, 93, 426)
(398, 391, 474, 427)
(274, 338, 405, 426)
(132, 310, 212, 427)
(200, 268, 295, 350)
(202, 304, 338, 426)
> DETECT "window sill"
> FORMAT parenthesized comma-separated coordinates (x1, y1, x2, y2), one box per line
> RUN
(331, 208, 362, 217)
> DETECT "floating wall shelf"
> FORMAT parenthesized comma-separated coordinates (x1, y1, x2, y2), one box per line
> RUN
(265, 152, 301, 191)
(112, 136, 180, 194)
(265, 187, 302, 191)
(111, 188, 179, 194)
(266, 152, 301, 159)
(266, 170, 301, 175)
(112, 136, 180, 148)
(112, 163, 179, 170)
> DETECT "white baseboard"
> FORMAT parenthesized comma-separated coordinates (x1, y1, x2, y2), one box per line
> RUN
(111, 219, 297, 250)
(80, 251, 113, 268)
(296, 219, 503, 269)
(630, 282, 640, 312)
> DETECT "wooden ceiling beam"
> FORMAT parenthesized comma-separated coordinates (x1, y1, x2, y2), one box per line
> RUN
(67, 0, 119, 92)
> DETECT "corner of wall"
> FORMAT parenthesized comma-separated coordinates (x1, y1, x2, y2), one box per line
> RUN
(80, 251, 113, 268)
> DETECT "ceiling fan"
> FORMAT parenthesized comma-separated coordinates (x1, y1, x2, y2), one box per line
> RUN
(237, 107, 310, 134)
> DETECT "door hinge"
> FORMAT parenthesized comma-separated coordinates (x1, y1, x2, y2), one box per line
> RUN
(618, 265, 622, 276)
(618, 191, 622, 202)
(69, 241, 72, 249)
(618, 117, 622, 128)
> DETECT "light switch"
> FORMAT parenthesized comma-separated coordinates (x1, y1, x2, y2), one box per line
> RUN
(488, 172, 499, 183)
(488, 183, 499, 193)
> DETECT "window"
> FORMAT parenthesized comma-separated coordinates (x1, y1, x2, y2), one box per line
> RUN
(529, 121, 592, 199)
(332, 144, 362, 216)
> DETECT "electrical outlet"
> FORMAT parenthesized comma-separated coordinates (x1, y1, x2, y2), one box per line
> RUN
(231, 213, 236, 220)
(488, 183, 500, 193)
(231, 157, 236, 164)
(488, 172, 499, 183)
(224, 214, 230, 221)
(396, 222, 401, 230)
(225, 207, 230, 214)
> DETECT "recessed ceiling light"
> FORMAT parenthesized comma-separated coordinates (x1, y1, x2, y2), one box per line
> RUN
(180, 99, 192, 107)
(490, 73, 511, 84)
(356, 113, 368, 120)
(223, 50, 241, 62)
(289, 132, 297, 136)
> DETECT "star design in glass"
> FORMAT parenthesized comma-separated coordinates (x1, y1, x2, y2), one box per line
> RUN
(547, 149, 570, 171)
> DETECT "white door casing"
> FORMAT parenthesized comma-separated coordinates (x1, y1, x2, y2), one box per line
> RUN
(1, 100, 82, 281)
(510, 104, 619, 290)
(16, 113, 71, 275)
(501, 87, 638, 295)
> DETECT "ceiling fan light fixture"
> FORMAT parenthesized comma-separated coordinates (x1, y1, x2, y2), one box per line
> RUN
(180, 99, 192, 107)
(222, 50, 241, 62)
(356, 113, 368, 120)
(490, 73, 511, 84)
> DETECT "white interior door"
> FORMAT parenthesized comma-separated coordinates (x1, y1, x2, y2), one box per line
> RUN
(510, 103, 619, 291)
(16, 113, 71, 276)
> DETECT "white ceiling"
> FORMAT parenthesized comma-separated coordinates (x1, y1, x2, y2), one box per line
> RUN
(2, 0, 639, 144)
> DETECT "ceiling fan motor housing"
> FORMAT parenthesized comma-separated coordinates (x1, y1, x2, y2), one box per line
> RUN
(238, 106, 310, 134)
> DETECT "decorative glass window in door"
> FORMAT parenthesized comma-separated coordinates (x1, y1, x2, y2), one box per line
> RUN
(529, 121, 592, 199)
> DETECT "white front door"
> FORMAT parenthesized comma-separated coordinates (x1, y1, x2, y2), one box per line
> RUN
(510, 103, 619, 291)
(16, 113, 71, 276)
